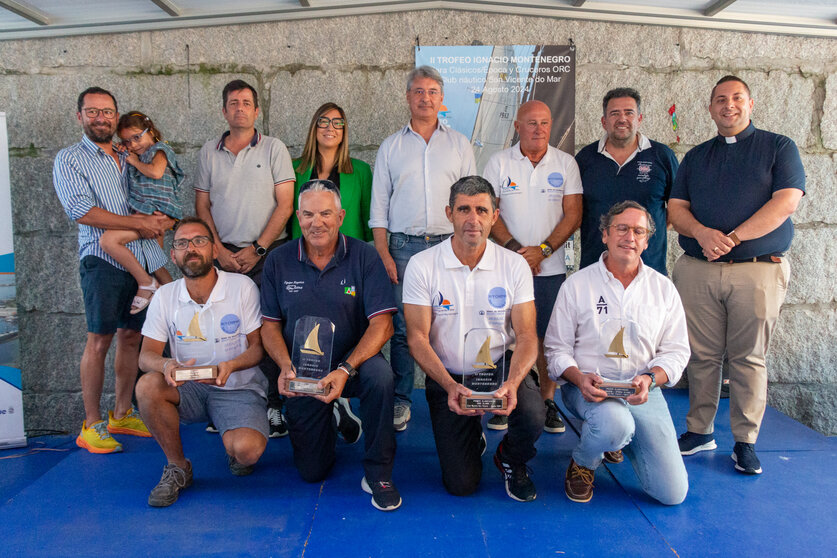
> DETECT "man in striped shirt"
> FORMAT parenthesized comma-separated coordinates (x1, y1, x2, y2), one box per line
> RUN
(53, 86, 174, 454)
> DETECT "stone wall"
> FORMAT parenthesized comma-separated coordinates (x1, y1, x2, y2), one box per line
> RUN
(2, 10, 835, 433)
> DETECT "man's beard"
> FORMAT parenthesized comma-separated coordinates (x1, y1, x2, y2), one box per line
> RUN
(178, 254, 213, 278)
(83, 122, 114, 144)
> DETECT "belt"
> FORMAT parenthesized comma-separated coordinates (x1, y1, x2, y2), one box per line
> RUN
(720, 255, 782, 264)
(396, 233, 451, 242)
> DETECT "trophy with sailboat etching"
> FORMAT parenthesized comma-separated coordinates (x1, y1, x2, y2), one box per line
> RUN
(172, 307, 218, 381)
(287, 316, 335, 396)
(459, 328, 507, 410)
(598, 319, 639, 398)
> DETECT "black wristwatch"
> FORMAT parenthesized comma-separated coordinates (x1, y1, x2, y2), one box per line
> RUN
(252, 240, 267, 257)
(643, 371, 657, 391)
(338, 361, 357, 378)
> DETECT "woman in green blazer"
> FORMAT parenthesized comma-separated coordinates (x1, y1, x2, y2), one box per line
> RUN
(291, 102, 373, 241)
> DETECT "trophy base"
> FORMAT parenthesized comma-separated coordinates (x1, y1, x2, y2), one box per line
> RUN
(460, 394, 506, 410)
(173, 365, 218, 382)
(286, 377, 330, 396)
(600, 381, 638, 399)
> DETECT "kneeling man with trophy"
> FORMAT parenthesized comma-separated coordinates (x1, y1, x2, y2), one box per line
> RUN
(403, 176, 545, 502)
(137, 217, 269, 507)
(545, 201, 689, 505)
(260, 180, 401, 511)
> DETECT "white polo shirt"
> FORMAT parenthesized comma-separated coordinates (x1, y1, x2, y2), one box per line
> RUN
(142, 269, 268, 397)
(543, 254, 689, 386)
(402, 238, 534, 374)
(369, 121, 476, 236)
(195, 131, 295, 247)
(483, 142, 583, 276)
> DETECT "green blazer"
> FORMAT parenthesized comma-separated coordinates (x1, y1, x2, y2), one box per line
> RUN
(291, 158, 373, 242)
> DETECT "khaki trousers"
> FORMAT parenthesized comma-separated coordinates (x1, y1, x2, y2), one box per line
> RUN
(672, 255, 790, 444)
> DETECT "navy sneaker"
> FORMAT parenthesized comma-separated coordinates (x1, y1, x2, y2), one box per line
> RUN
(334, 397, 362, 444)
(227, 454, 254, 476)
(544, 399, 566, 433)
(361, 477, 402, 511)
(678, 431, 717, 455)
(732, 442, 763, 474)
(493, 443, 536, 502)
(268, 406, 288, 438)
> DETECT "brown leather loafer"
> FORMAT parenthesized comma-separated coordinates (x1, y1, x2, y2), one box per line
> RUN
(565, 458, 595, 503)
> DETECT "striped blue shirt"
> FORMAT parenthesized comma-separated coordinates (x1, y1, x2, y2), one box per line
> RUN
(52, 135, 167, 272)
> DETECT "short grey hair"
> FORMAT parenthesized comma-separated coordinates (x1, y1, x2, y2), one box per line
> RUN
(598, 200, 656, 237)
(407, 65, 444, 94)
(298, 179, 342, 210)
(449, 176, 497, 211)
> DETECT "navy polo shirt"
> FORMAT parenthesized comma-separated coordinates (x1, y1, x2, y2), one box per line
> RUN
(576, 137, 678, 275)
(261, 234, 397, 369)
(671, 123, 805, 260)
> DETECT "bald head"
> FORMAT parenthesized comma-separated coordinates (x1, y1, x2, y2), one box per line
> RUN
(514, 101, 552, 161)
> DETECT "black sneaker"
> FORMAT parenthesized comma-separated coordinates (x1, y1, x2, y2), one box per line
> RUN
(148, 460, 193, 507)
(678, 431, 717, 455)
(334, 397, 362, 444)
(205, 422, 218, 433)
(544, 399, 566, 433)
(227, 454, 254, 477)
(487, 414, 508, 431)
(732, 442, 763, 474)
(268, 406, 288, 438)
(361, 477, 402, 511)
(493, 443, 536, 502)
(720, 378, 730, 399)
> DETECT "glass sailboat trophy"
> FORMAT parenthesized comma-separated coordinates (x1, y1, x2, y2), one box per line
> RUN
(172, 307, 218, 381)
(459, 328, 507, 410)
(288, 316, 335, 395)
(597, 318, 639, 398)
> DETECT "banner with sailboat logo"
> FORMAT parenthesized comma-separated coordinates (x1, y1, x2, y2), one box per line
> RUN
(415, 45, 575, 174)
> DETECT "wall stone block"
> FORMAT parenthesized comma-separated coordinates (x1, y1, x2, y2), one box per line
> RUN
(784, 228, 837, 306)
(792, 154, 837, 226)
(16, 234, 84, 314)
(10, 155, 74, 234)
(19, 311, 88, 393)
(769, 383, 837, 436)
(768, 305, 837, 384)
(822, 73, 837, 151)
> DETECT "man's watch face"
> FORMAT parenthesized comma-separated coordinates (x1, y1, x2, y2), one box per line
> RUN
(540, 243, 553, 257)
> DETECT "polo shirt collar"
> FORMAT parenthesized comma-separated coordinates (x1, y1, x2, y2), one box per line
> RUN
(512, 141, 553, 164)
(403, 119, 448, 136)
(177, 268, 227, 305)
(297, 233, 348, 266)
(596, 251, 649, 284)
(440, 237, 497, 271)
(216, 129, 261, 150)
(597, 132, 651, 154)
(716, 122, 755, 144)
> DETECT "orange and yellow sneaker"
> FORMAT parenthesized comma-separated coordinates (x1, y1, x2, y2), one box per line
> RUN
(107, 408, 152, 437)
(76, 420, 123, 454)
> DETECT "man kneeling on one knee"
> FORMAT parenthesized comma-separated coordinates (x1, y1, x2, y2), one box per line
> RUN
(544, 201, 689, 505)
(137, 217, 269, 507)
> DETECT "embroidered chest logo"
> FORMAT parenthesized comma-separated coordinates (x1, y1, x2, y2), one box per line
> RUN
(596, 296, 608, 314)
(500, 176, 519, 194)
(344, 286, 357, 297)
(636, 161, 653, 183)
(284, 280, 304, 293)
(433, 291, 455, 313)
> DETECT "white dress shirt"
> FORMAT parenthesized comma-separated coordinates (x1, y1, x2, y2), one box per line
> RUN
(544, 253, 689, 386)
(483, 142, 583, 275)
(369, 121, 476, 236)
(402, 238, 534, 374)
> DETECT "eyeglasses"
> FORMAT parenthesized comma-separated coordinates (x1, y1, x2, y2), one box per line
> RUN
(82, 107, 116, 119)
(609, 224, 650, 237)
(172, 236, 211, 250)
(316, 116, 345, 129)
(410, 88, 441, 98)
(121, 128, 149, 145)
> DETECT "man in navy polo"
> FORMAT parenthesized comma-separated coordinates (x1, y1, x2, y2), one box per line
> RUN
(669, 75, 805, 475)
(576, 87, 678, 275)
(260, 180, 401, 511)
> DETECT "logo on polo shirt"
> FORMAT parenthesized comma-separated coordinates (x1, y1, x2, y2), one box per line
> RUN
(597, 296, 608, 315)
(220, 314, 241, 334)
(488, 287, 507, 309)
(637, 161, 652, 183)
(344, 286, 356, 297)
(433, 291, 455, 314)
(285, 280, 304, 293)
(547, 172, 564, 189)
(500, 177, 519, 194)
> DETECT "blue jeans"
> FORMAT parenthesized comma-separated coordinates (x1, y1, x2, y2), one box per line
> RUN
(389, 232, 449, 407)
(562, 383, 688, 505)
